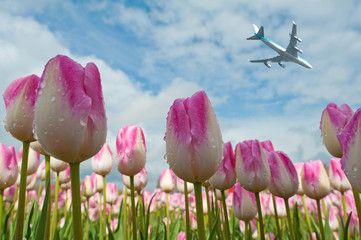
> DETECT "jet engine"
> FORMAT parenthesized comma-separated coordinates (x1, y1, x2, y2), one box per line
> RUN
(264, 62, 271, 68)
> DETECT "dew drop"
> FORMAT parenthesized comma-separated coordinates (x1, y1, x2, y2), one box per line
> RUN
(58, 117, 64, 122)
(50, 96, 55, 102)
(352, 165, 358, 172)
(80, 119, 87, 126)
(40, 80, 46, 89)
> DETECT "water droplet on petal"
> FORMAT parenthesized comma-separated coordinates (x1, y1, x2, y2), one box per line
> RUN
(80, 119, 87, 126)
(352, 165, 358, 172)
(40, 81, 46, 89)
(50, 96, 55, 102)
(58, 117, 64, 122)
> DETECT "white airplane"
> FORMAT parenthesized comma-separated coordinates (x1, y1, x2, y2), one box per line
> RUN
(247, 22, 312, 69)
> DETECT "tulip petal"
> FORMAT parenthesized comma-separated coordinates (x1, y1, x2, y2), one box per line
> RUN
(338, 108, 361, 192)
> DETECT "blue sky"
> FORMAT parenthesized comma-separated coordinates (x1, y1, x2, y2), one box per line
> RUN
(1, 0, 361, 190)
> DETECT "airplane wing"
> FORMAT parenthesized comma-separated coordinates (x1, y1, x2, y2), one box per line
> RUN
(286, 22, 303, 57)
(249, 55, 289, 68)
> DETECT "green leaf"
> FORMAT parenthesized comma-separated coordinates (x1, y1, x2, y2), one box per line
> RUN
(23, 201, 35, 239)
(2, 203, 14, 239)
(34, 181, 50, 240)
(343, 212, 352, 240)
(145, 193, 157, 240)
(208, 216, 219, 240)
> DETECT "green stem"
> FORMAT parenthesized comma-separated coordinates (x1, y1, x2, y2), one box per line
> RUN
(166, 193, 170, 238)
(0, 189, 3, 239)
(14, 141, 30, 240)
(69, 162, 83, 240)
(351, 187, 361, 232)
(194, 182, 206, 240)
(123, 186, 128, 240)
(86, 199, 90, 240)
(316, 199, 325, 240)
(103, 176, 107, 240)
(221, 190, 231, 240)
(284, 198, 295, 240)
(138, 191, 144, 237)
(98, 193, 103, 240)
(184, 182, 191, 240)
(341, 192, 347, 224)
(272, 195, 281, 240)
(45, 155, 51, 240)
(50, 171, 60, 239)
(255, 192, 265, 240)
(301, 195, 313, 239)
(205, 186, 212, 231)
(244, 221, 249, 240)
(130, 176, 137, 240)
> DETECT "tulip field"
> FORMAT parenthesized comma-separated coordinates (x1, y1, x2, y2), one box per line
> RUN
(1, 55, 361, 240)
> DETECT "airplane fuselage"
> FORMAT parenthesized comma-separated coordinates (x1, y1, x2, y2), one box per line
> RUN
(255, 33, 312, 69)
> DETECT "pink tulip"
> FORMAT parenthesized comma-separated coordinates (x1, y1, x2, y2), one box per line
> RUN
(0, 143, 18, 189)
(3, 74, 41, 142)
(269, 196, 287, 218)
(82, 175, 96, 199)
(267, 151, 298, 199)
(34, 55, 107, 163)
(177, 232, 186, 240)
(36, 160, 46, 181)
(320, 103, 353, 158)
(92, 143, 113, 176)
(328, 158, 351, 193)
(122, 167, 148, 191)
(92, 173, 103, 192)
(17, 147, 40, 175)
(115, 126, 146, 176)
(89, 208, 99, 222)
(176, 177, 194, 194)
(232, 183, 257, 221)
(165, 90, 223, 183)
(261, 140, 275, 152)
(4, 185, 17, 202)
(58, 167, 71, 184)
(209, 141, 236, 190)
(159, 168, 175, 193)
(301, 160, 331, 199)
(106, 182, 119, 204)
(338, 108, 361, 192)
(26, 173, 38, 191)
(235, 139, 270, 193)
(294, 162, 304, 195)
(50, 157, 69, 173)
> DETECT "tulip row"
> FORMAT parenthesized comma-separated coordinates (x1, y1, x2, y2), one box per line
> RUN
(1, 53, 361, 240)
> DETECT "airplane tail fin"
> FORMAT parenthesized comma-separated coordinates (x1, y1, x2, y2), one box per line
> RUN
(247, 24, 264, 40)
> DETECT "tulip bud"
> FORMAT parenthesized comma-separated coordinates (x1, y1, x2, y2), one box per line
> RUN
(58, 167, 71, 184)
(301, 160, 331, 199)
(50, 157, 69, 173)
(232, 183, 257, 221)
(261, 140, 275, 152)
(165, 90, 223, 183)
(159, 169, 175, 193)
(209, 142, 236, 190)
(122, 168, 148, 192)
(115, 126, 146, 176)
(3, 75, 41, 142)
(267, 151, 298, 199)
(235, 139, 270, 193)
(294, 162, 304, 195)
(92, 143, 113, 176)
(106, 182, 119, 204)
(34, 55, 107, 163)
(328, 158, 351, 193)
(36, 160, 46, 181)
(17, 147, 40, 176)
(0, 143, 18, 190)
(320, 103, 353, 158)
(83, 175, 96, 199)
(338, 108, 361, 193)
(176, 177, 194, 194)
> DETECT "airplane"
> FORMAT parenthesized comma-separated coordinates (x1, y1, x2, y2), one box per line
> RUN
(247, 22, 312, 69)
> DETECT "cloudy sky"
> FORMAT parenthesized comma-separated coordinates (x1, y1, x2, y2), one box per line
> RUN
(1, 0, 360, 190)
